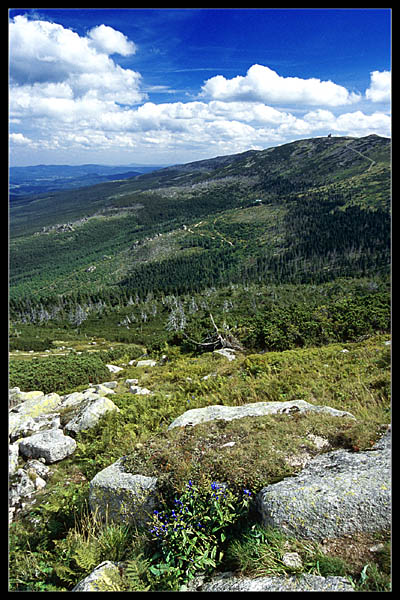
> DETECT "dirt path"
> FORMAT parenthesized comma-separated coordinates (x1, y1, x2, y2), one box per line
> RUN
(186, 220, 234, 247)
(345, 141, 376, 172)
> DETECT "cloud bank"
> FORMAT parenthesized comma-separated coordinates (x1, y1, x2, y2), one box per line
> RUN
(9, 15, 391, 165)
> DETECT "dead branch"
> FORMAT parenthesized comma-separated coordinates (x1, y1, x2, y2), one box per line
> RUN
(181, 313, 244, 351)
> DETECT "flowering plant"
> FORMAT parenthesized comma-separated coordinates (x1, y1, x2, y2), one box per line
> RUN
(148, 479, 252, 588)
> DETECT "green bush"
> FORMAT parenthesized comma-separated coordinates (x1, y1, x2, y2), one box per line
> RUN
(244, 291, 390, 352)
(9, 353, 110, 394)
(99, 343, 144, 364)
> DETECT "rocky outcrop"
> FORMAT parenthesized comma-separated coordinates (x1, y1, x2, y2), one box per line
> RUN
(9, 371, 391, 590)
(168, 400, 355, 430)
(9, 443, 19, 476)
(136, 359, 157, 368)
(129, 385, 152, 395)
(256, 428, 391, 540)
(106, 364, 124, 373)
(9, 388, 44, 409)
(89, 457, 158, 526)
(9, 457, 52, 522)
(9, 393, 63, 438)
(90, 382, 117, 394)
(10, 391, 62, 417)
(185, 571, 354, 592)
(8, 383, 121, 522)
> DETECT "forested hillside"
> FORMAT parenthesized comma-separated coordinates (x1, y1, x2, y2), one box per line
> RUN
(10, 134, 390, 354)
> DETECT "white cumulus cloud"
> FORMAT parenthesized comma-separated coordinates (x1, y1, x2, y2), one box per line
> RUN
(87, 24, 137, 56)
(10, 132, 32, 145)
(365, 70, 391, 103)
(9, 15, 144, 103)
(201, 64, 361, 107)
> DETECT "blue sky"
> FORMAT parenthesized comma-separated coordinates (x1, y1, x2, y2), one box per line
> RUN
(9, 8, 391, 166)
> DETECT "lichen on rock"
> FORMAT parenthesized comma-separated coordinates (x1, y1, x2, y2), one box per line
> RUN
(257, 429, 391, 540)
(89, 457, 158, 526)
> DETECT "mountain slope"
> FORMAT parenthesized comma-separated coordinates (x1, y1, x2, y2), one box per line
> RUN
(10, 134, 390, 235)
(9, 135, 390, 303)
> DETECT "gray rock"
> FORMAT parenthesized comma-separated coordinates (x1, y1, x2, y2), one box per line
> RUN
(9, 443, 19, 476)
(60, 391, 87, 408)
(193, 572, 353, 592)
(89, 383, 116, 395)
(98, 381, 118, 390)
(101, 381, 118, 389)
(60, 389, 104, 410)
(33, 475, 47, 490)
(72, 561, 122, 592)
(9, 412, 61, 442)
(282, 552, 303, 569)
(89, 457, 158, 526)
(129, 385, 152, 395)
(19, 429, 77, 464)
(136, 359, 157, 368)
(106, 364, 124, 373)
(64, 396, 120, 434)
(9, 387, 24, 409)
(168, 400, 355, 430)
(9, 466, 43, 521)
(10, 392, 61, 417)
(9, 388, 44, 408)
(10, 468, 36, 500)
(257, 429, 391, 540)
(24, 459, 51, 481)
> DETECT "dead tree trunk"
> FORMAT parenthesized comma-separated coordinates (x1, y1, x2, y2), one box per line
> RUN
(182, 313, 244, 351)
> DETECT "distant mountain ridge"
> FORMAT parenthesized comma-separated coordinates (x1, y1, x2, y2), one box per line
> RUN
(9, 163, 163, 197)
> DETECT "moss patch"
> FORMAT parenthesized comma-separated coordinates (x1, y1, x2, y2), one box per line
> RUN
(122, 411, 384, 499)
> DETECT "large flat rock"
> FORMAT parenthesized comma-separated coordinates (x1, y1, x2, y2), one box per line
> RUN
(192, 572, 354, 592)
(18, 429, 77, 463)
(168, 400, 355, 430)
(256, 429, 391, 540)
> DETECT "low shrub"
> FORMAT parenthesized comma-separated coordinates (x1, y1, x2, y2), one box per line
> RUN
(9, 353, 110, 394)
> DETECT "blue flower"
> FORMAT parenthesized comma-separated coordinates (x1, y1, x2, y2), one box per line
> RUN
(243, 488, 252, 496)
